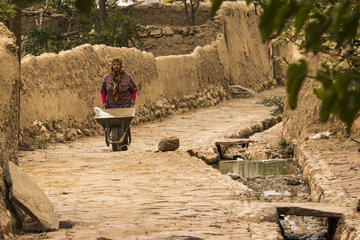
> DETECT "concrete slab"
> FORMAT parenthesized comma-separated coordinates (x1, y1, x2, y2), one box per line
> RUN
(3, 161, 59, 231)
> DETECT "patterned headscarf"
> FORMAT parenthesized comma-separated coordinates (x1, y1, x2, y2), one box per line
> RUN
(110, 57, 126, 102)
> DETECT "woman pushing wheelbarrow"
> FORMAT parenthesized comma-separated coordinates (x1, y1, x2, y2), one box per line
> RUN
(95, 57, 137, 151)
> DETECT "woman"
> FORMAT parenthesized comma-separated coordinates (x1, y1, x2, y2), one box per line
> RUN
(100, 57, 137, 151)
(100, 57, 137, 109)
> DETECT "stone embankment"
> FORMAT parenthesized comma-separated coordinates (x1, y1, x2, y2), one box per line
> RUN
(295, 138, 360, 239)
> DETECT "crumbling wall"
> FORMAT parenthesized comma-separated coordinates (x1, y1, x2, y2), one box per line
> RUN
(0, 22, 19, 239)
(217, 2, 274, 91)
(279, 44, 351, 142)
(20, 2, 275, 143)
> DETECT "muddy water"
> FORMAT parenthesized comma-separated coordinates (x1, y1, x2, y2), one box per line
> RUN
(218, 159, 297, 178)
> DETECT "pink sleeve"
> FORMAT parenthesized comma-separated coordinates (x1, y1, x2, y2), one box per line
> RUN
(101, 91, 106, 104)
(132, 89, 137, 101)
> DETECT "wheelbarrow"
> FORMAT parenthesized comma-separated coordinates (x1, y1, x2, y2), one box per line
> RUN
(94, 107, 136, 151)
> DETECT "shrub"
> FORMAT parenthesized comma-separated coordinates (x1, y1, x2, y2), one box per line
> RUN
(23, 26, 66, 56)
(260, 96, 284, 116)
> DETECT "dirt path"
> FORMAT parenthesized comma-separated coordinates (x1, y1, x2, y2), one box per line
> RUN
(18, 88, 285, 240)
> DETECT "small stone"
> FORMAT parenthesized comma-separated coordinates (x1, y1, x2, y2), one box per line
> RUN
(83, 129, 91, 136)
(76, 129, 83, 136)
(56, 133, 65, 143)
(158, 136, 180, 152)
(150, 29, 162, 37)
(40, 125, 47, 132)
(65, 128, 77, 141)
(162, 26, 174, 36)
(43, 133, 51, 141)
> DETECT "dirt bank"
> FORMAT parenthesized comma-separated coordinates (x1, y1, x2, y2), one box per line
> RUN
(0, 23, 20, 238)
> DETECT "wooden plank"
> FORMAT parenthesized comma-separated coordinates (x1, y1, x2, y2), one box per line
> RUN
(277, 207, 343, 218)
(215, 140, 254, 146)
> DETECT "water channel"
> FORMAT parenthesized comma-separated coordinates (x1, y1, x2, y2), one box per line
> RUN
(215, 157, 329, 239)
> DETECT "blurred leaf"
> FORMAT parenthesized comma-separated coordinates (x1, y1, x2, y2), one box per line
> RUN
(338, 91, 360, 131)
(286, 59, 308, 109)
(336, 14, 359, 47)
(295, 0, 313, 34)
(259, 0, 285, 41)
(316, 68, 333, 88)
(320, 88, 337, 121)
(314, 88, 324, 99)
(275, 1, 298, 35)
(210, 0, 223, 18)
(332, 0, 350, 28)
(305, 16, 331, 52)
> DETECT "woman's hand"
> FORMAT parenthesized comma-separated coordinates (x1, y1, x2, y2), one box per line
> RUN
(103, 102, 108, 109)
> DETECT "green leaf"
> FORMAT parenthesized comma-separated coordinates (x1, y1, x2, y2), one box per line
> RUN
(338, 91, 360, 131)
(259, 0, 285, 41)
(295, 0, 313, 34)
(332, 0, 350, 28)
(319, 88, 337, 121)
(305, 16, 331, 52)
(275, 1, 298, 35)
(210, 0, 223, 18)
(314, 88, 324, 99)
(316, 69, 333, 89)
(286, 59, 308, 109)
(336, 14, 359, 47)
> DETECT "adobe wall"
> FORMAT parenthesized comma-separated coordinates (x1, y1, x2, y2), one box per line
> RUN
(0, 23, 19, 238)
(19, 2, 275, 143)
(279, 44, 358, 143)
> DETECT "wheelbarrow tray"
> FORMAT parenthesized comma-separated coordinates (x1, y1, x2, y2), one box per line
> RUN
(94, 108, 136, 129)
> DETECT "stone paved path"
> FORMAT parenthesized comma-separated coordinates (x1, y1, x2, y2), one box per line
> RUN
(18, 89, 286, 239)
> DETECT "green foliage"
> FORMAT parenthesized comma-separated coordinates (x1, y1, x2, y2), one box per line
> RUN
(278, 139, 289, 149)
(260, 96, 284, 116)
(23, 11, 144, 55)
(23, 26, 65, 55)
(286, 59, 307, 108)
(211, 0, 360, 131)
(0, 0, 16, 22)
(92, 14, 145, 47)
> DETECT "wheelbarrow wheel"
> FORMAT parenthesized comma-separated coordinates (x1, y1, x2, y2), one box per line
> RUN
(111, 127, 120, 151)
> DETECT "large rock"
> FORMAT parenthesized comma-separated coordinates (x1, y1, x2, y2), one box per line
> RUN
(3, 161, 59, 231)
(158, 136, 180, 151)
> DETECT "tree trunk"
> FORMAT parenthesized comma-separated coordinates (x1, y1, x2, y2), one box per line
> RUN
(9, 7, 22, 61)
(8, 4, 22, 145)
(99, 0, 107, 23)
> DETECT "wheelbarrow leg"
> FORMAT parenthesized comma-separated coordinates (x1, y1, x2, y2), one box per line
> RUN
(123, 127, 131, 145)
(111, 127, 121, 151)
(105, 128, 109, 147)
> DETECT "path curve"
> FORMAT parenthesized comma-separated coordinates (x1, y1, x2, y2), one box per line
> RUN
(18, 88, 284, 240)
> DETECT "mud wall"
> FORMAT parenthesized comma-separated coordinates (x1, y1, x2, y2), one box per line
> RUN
(0, 23, 19, 238)
(279, 45, 356, 142)
(19, 2, 274, 142)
